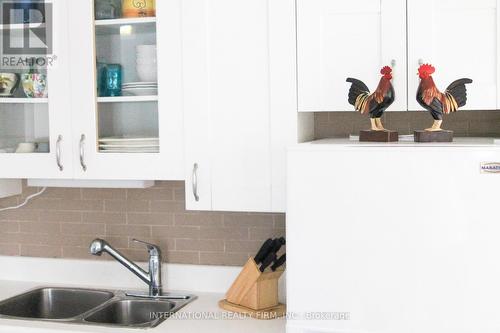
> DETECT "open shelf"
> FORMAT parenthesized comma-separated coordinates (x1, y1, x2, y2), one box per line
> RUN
(95, 17, 156, 35)
(97, 96, 158, 103)
(0, 98, 48, 104)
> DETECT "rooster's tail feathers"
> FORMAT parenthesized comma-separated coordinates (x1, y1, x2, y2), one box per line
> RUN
(346, 78, 370, 112)
(445, 78, 473, 111)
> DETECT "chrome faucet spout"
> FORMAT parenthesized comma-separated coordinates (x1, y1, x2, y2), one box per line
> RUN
(89, 238, 162, 297)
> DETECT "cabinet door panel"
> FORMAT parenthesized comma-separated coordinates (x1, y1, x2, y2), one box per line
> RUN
(0, 0, 73, 178)
(408, 0, 499, 110)
(182, 0, 213, 210)
(68, 0, 183, 180)
(297, 0, 407, 112)
(182, 0, 272, 212)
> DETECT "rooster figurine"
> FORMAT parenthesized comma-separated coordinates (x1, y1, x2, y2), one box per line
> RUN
(346, 66, 395, 131)
(416, 64, 472, 131)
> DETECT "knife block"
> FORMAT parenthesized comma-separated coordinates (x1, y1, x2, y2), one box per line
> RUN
(218, 258, 285, 319)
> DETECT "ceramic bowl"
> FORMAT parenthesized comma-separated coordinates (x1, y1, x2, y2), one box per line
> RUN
(21, 73, 48, 98)
(0, 73, 20, 97)
(136, 58, 157, 65)
(137, 66, 157, 82)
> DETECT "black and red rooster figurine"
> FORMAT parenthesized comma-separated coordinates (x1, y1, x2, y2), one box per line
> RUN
(346, 66, 395, 132)
(416, 64, 473, 132)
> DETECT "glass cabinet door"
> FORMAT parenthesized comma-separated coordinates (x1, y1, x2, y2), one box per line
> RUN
(69, 0, 183, 180)
(0, 0, 73, 178)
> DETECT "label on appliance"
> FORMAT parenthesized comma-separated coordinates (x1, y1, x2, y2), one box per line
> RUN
(481, 162, 500, 174)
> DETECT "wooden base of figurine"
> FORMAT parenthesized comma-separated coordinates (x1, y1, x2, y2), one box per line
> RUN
(414, 130, 453, 143)
(359, 130, 399, 142)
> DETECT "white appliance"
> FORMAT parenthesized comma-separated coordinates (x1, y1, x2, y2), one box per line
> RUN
(287, 138, 500, 333)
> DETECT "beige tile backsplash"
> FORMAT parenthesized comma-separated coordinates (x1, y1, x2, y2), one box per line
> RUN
(0, 181, 285, 266)
(315, 110, 500, 138)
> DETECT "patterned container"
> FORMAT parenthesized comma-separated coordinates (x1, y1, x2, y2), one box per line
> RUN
(21, 73, 48, 98)
(122, 0, 155, 18)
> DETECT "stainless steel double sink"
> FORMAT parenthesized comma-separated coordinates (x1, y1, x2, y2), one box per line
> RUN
(0, 287, 196, 329)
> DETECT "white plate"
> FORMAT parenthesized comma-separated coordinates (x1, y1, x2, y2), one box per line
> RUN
(122, 84, 157, 87)
(122, 81, 157, 86)
(98, 142, 159, 147)
(99, 142, 159, 147)
(122, 87, 158, 90)
(99, 137, 159, 143)
(122, 86, 157, 90)
(100, 149, 160, 153)
(122, 89, 158, 96)
(122, 87, 157, 90)
(99, 144, 160, 149)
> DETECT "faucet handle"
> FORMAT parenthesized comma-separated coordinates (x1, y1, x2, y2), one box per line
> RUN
(132, 239, 161, 256)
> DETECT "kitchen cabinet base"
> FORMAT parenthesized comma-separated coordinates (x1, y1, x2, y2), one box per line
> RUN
(359, 130, 399, 142)
(414, 130, 453, 143)
(218, 299, 286, 320)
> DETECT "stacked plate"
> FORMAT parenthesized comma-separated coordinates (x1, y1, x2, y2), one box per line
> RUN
(99, 137, 159, 153)
(122, 82, 158, 96)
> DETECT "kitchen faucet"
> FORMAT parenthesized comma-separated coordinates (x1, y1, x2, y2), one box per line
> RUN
(89, 238, 162, 297)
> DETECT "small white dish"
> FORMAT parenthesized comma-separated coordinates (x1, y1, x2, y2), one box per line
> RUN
(99, 137, 159, 145)
(122, 81, 157, 87)
(100, 148, 160, 153)
(122, 88, 158, 96)
(99, 144, 160, 149)
(15, 142, 37, 153)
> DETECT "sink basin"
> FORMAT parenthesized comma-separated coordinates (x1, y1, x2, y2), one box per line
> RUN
(84, 299, 176, 327)
(0, 288, 114, 320)
(0, 288, 196, 328)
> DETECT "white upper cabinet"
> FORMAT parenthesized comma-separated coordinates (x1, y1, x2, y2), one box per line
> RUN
(408, 0, 500, 111)
(0, 0, 183, 181)
(182, 0, 304, 212)
(68, 0, 183, 180)
(182, 0, 272, 212)
(0, 0, 73, 178)
(297, 0, 407, 112)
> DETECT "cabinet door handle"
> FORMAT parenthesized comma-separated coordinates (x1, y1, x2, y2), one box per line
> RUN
(192, 163, 200, 202)
(418, 58, 424, 66)
(391, 59, 396, 68)
(80, 134, 87, 172)
(56, 135, 63, 171)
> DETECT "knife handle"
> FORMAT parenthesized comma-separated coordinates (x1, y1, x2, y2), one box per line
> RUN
(269, 237, 286, 254)
(271, 254, 286, 271)
(260, 252, 277, 272)
(254, 238, 273, 264)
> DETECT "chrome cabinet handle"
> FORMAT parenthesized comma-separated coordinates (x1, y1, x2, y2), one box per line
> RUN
(418, 58, 424, 66)
(56, 135, 63, 171)
(391, 59, 396, 68)
(192, 163, 200, 202)
(79, 134, 87, 172)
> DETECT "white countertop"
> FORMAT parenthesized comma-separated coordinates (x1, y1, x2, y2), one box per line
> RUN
(289, 137, 500, 151)
(0, 257, 285, 333)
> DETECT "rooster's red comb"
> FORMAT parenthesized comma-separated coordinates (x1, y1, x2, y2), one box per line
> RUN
(380, 66, 392, 75)
(418, 64, 435, 76)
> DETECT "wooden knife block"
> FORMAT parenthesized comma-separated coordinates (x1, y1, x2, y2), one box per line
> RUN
(218, 258, 285, 319)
